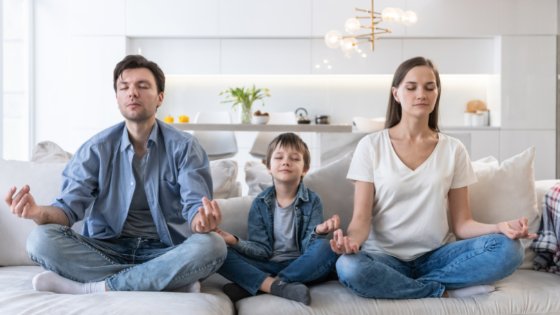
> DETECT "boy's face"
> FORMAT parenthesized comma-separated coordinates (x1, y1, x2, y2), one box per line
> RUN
(268, 145, 308, 186)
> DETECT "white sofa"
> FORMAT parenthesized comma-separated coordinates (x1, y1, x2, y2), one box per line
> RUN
(2, 147, 560, 315)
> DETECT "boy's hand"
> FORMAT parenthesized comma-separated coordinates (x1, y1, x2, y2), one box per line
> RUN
(191, 197, 222, 233)
(315, 214, 340, 235)
(216, 228, 238, 245)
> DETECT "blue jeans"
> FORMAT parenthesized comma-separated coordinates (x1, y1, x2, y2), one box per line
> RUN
(26, 224, 227, 291)
(336, 234, 523, 299)
(218, 238, 338, 295)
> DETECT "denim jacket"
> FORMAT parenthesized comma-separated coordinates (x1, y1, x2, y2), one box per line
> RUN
(232, 182, 325, 260)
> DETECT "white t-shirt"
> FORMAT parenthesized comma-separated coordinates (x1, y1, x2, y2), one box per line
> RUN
(347, 129, 477, 261)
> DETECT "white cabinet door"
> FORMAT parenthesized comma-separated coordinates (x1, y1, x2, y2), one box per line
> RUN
(221, 39, 311, 74)
(312, 0, 406, 37)
(406, 0, 500, 37)
(442, 129, 500, 161)
(500, 129, 556, 180)
(498, 0, 557, 35)
(69, 0, 125, 35)
(219, 0, 312, 37)
(126, 0, 220, 37)
(311, 39, 403, 74)
(128, 39, 221, 75)
(403, 38, 496, 74)
(500, 36, 556, 129)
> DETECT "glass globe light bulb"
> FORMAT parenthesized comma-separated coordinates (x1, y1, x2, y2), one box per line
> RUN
(401, 10, 418, 26)
(381, 7, 399, 22)
(340, 37, 357, 53)
(324, 30, 342, 49)
(344, 18, 361, 33)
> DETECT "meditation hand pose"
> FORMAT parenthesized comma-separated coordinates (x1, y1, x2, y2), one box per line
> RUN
(330, 56, 536, 300)
(4, 55, 226, 295)
(217, 132, 339, 305)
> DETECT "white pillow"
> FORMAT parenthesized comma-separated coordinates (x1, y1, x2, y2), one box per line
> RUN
(210, 159, 241, 199)
(244, 161, 272, 196)
(31, 141, 72, 163)
(469, 147, 538, 269)
(303, 152, 354, 230)
(0, 160, 66, 266)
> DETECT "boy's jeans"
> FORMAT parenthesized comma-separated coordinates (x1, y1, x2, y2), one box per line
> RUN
(336, 233, 523, 299)
(218, 238, 337, 295)
(26, 224, 227, 291)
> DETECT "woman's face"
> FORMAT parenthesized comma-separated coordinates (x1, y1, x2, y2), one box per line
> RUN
(392, 65, 438, 119)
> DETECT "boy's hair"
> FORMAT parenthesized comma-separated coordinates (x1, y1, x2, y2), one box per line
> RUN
(113, 55, 165, 94)
(265, 133, 310, 171)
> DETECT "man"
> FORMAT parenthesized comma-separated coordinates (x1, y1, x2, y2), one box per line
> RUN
(4, 55, 226, 294)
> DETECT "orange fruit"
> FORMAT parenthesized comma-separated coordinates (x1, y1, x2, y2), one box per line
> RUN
(163, 115, 174, 123)
(178, 115, 190, 123)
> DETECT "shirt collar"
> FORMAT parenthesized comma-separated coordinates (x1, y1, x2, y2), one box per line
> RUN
(120, 121, 159, 153)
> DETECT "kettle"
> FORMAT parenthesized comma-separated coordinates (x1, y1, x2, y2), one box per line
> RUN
(295, 107, 311, 124)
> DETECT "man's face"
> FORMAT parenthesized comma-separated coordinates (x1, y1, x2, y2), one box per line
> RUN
(116, 68, 163, 123)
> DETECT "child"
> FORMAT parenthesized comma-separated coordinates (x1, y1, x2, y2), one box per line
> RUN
(217, 132, 339, 305)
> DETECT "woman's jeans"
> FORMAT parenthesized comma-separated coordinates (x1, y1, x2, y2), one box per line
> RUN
(218, 238, 338, 295)
(336, 233, 523, 299)
(26, 224, 227, 291)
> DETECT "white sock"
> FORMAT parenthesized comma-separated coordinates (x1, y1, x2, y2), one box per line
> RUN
(32, 271, 106, 294)
(446, 285, 495, 298)
(171, 281, 201, 293)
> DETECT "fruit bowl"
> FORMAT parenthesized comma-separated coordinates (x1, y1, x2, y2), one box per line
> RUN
(251, 115, 270, 125)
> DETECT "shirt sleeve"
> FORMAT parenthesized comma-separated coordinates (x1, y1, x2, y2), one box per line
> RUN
(347, 135, 375, 183)
(450, 139, 477, 189)
(179, 137, 214, 227)
(51, 144, 100, 226)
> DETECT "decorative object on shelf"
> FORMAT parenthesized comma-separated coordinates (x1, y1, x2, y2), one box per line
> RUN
(163, 115, 174, 123)
(252, 110, 270, 125)
(295, 107, 311, 124)
(324, 0, 417, 55)
(352, 116, 386, 133)
(178, 115, 190, 123)
(315, 115, 330, 125)
(464, 99, 490, 127)
(220, 85, 271, 124)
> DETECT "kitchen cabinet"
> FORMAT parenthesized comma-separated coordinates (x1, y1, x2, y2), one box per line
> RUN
(500, 36, 556, 129)
(500, 129, 556, 180)
(69, 0, 125, 36)
(125, 0, 220, 37)
(128, 39, 221, 75)
(221, 39, 311, 74)
(219, 0, 312, 37)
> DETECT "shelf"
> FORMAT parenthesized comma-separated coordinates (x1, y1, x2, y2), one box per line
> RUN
(172, 123, 353, 133)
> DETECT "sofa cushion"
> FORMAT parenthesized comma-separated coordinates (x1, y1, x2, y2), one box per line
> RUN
(211, 159, 241, 199)
(469, 147, 538, 269)
(217, 196, 254, 240)
(0, 160, 66, 266)
(244, 161, 271, 196)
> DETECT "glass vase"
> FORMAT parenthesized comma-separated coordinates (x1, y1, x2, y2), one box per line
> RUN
(241, 105, 252, 124)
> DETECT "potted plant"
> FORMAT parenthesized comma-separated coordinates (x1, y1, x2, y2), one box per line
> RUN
(220, 85, 271, 124)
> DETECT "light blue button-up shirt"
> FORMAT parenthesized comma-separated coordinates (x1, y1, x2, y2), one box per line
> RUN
(52, 119, 213, 246)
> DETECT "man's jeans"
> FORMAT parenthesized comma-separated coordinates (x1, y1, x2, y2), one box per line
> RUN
(336, 233, 523, 299)
(26, 224, 227, 291)
(218, 238, 338, 295)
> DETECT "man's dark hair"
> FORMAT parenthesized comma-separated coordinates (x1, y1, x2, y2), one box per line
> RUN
(113, 55, 165, 93)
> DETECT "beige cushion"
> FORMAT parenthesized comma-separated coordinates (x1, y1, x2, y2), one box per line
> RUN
(210, 159, 241, 199)
(469, 147, 538, 269)
(244, 161, 272, 196)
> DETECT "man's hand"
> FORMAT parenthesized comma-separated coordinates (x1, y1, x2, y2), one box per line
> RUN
(497, 217, 537, 240)
(329, 228, 360, 255)
(191, 197, 222, 234)
(315, 214, 340, 235)
(5, 185, 41, 221)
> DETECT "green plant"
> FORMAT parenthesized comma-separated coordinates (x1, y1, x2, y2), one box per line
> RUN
(220, 85, 271, 124)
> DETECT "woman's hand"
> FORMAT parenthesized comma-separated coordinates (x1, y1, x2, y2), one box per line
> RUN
(497, 217, 537, 240)
(330, 228, 360, 255)
(315, 214, 340, 235)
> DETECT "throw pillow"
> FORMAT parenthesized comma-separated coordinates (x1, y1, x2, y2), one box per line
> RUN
(244, 161, 272, 196)
(0, 159, 66, 266)
(303, 152, 354, 230)
(210, 159, 241, 199)
(31, 141, 72, 163)
(469, 147, 538, 269)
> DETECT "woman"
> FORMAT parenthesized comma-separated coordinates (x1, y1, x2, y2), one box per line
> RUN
(331, 56, 535, 299)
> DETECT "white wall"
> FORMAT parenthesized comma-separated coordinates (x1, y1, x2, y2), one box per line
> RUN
(32, 0, 558, 179)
